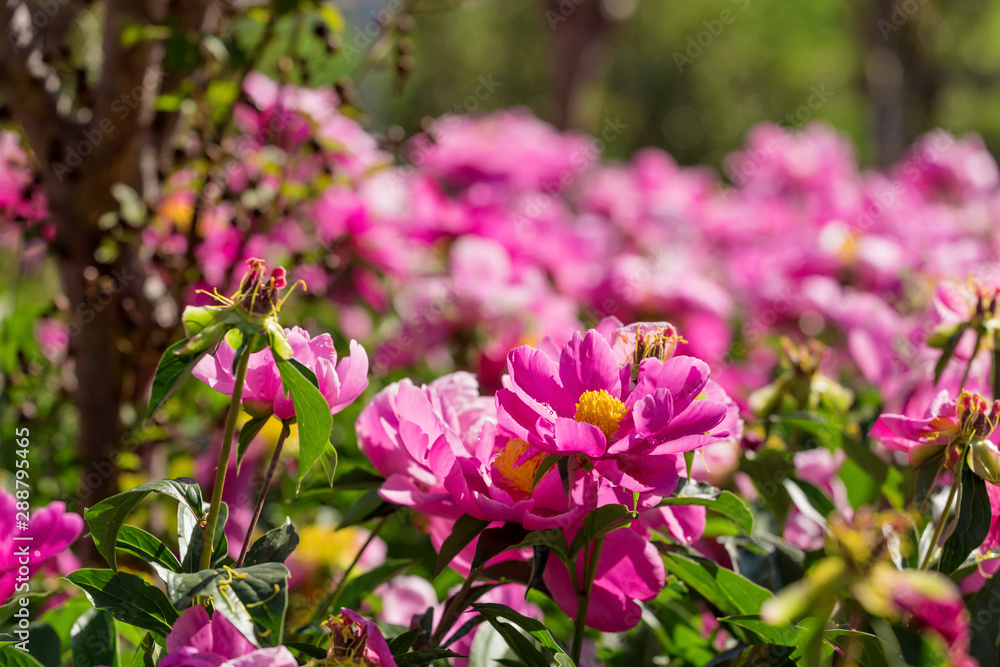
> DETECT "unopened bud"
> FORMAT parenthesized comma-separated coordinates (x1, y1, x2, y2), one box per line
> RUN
(968, 438, 1000, 484)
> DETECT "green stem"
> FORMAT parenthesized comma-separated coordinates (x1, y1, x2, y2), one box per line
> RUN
(960, 329, 984, 391)
(992, 330, 1000, 400)
(307, 515, 391, 626)
(200, 348, 251, 571)
(920, 463, 962, 571)
(235, 421, 290, 567)
(429, 565, 483, 648)
(571, 536, 605, 664)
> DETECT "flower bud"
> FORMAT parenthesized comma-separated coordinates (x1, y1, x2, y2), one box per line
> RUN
(968, 438, 1000, 484)
(242, 399, 274, 419)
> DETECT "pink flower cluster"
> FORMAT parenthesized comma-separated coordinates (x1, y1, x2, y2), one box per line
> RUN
(358, 319, 740, 633)
(0, 490, 83, 603)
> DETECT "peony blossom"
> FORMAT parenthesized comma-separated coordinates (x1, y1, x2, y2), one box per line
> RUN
(497, 326, 733, 495)
(869, 389, 1000, 466)
(193, 326, 369, 420)
(0, 491, 83, 603)
(159, 606, 297, 667)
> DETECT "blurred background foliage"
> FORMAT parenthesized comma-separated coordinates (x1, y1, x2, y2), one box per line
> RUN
(337, 0, 1000, 169)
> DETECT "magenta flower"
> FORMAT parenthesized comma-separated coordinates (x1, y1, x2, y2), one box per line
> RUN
(443, 421, 589, 530)
(357, 372, 492, 519)
(193, 326, 368, 420)
(861, 564, 977, 667)
(870, 389, 999, 466)
(159, 606, 297, 667)
(497, 326, 732, 494)
(0, 492, 83, 603)
(323, 609, 397, 667)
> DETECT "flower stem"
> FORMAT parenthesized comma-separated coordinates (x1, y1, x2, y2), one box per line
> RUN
(200, 348, 251, 571)
(571, 536, 605, 664)
(430, 564, 483, 648)
(920, 463, 962, 571)
(307, 515, 391, 626)
(235, 421, 290, 567)
(960, 330, 984, 390)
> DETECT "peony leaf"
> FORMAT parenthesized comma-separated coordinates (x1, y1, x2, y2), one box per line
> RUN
(70, 608, 117, 667)
(84, 477, 203, 571)
(435, 514, 491, 577)
(938, 464, 991, 575)
(65, 569, 179, 637)
(244, 519, 299, 566)
(115, 525, 182, 573)
(276, 357, 333, 493)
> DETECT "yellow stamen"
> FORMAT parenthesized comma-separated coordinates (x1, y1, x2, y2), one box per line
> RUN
(574, 390, 628, 437)
(492, 438, 545, 496)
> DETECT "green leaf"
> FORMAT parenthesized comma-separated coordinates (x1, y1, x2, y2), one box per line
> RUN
(0, 645, 45, 667)
(387, 628, 420, 655)
(289, 358, 319, 387)
(283, 642, 327, 660)
(276, 357, 333, 492)
(333, 467, 385, 490)
(319, 441, 339, 487)
(718, 615, 807, 646)
(471, 523, 531, 572)
(531, 454, 562, 489)
(127, 633, 163, 667)
(34, 597, 92, 651)
(179, 501, 228, 572)
(661, 489, 755, 535)
(569, 504, 633, 558)
(160, 563, 289, 647)
(338, 487, 396, 529)
(244, 519, 299, 566)
(481, 619, 549, 667)
(70, 609, 118, 667)
(237, 415, 270, 474)
(934, 322, 969, 385)
(470, 603, 567, 656)
(116, 526, 182, 573)
(146, 337, 216, 420)
(395, 649, 466, 667)
(662, 552, 772, 616)
(335, 559, 414, 614)
(65, 569, 179, 636)
(84, 478, 204, 571)
(939, 464, 992, 575)
(435, 514, 491, 577)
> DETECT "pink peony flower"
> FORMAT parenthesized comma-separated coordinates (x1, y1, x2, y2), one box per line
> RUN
(357, 372, 492, 519)
(0, 491, 83, 603)
(193, 326, 368, 420)
(870, 389, 999, 466)
(159, 605, 297, 667)
(497, 326, 733, 495)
